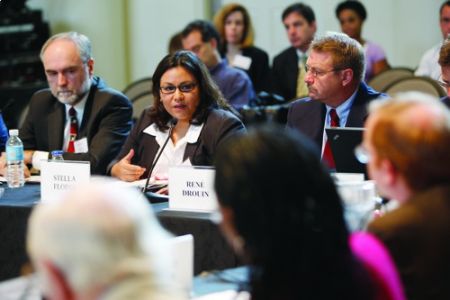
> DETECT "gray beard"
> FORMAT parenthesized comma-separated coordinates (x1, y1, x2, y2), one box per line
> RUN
(55, 78, 91, 105)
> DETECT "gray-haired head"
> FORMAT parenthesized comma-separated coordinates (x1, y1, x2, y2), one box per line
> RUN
(40, 31, 92, 63)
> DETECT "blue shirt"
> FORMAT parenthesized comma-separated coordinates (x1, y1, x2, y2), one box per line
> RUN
(209, 60, 255, 110)
(0, 112, 8, 151)
(321, 89, 358, 155)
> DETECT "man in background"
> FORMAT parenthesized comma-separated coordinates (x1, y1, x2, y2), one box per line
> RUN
(286, 32, 384, 169)
(415, 0, 450, 80)
(365, 93, 450, 300)
(272, 3, 317, 101)
(27, 179, 183, 299)
(0, 32, 132, 175)
(437, 37, 450, 107)
(182, 20, 255, 110)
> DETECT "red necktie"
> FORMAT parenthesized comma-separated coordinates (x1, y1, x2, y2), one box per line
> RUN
(322, 109, 340, 169)
(67, 107, 78, 153)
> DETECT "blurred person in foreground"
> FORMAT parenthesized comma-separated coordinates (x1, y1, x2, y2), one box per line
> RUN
(214, 125, 405, 300)
(213, 3, 270, 93)
(27, 179, 185, 299)
(110, 51, 245, 184)
(363, 92, 450, 300)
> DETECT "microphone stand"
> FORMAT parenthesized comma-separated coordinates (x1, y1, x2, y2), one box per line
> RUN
(142, 118, 177, 193)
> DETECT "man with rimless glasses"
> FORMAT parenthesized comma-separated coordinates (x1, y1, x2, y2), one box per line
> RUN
(286, 32, 385, 169)
(363, 93, 450, 300)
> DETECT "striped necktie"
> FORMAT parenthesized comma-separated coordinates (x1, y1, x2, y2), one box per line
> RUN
(67, 107, 78, 153)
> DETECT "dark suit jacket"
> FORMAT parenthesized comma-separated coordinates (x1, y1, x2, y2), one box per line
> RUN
(271, 47, 299, 101)
(109, 108, 245, 178)
(20, 76, 132, 175)
(368, 185, 450, 300)
(441, 96, 450, 108)
(220, 46, 270, 93)
(286, 82, 384, 151)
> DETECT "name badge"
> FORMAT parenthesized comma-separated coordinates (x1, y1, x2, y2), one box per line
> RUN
(232, 54, 252, 70)
(40, 160, 90, 203)
(74, 137, 88, 153)
(168, 166, 218, 212)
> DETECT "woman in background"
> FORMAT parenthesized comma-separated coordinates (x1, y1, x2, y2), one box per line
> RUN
(336, 0, 390, 81)
(213, 3, 270, 93)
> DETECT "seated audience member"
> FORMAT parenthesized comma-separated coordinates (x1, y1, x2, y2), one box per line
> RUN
(214, 125, 404, 300)
(336, 0, 390, 81)
(272, 3, 317, 101)
(437, 37, 450, 107)
(363, 92, 450, 300)
(213, 3, 270, 93)
(415, 1, 450, 80)
(110, 51, 245, 182)
(168, 31, 183, 55)
(286, 32, 385, 169)
(181, 20, 255, 110)
(0, 32, 132, 176)
(27, 179, 184, 299)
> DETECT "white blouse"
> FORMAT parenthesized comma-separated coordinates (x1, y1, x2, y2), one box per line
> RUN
(143, 122, 204, 180)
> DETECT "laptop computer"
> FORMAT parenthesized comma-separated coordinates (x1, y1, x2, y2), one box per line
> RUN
(325, 127, 366, 175)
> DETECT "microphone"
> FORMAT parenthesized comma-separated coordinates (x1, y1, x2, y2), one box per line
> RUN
(142, 118, 178, 193)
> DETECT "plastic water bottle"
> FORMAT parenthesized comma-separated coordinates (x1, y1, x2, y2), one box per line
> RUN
(5, 129, 25, 188)
(51, 150, 64, 161)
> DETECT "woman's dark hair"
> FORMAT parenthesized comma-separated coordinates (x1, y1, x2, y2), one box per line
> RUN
(150, 50, 229, 130)
(214, 125, 374, 300)
(335, 0, 367, 21)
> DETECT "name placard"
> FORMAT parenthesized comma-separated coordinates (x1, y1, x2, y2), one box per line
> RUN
(40, 160, 90, 203)
(168, 166, 218, 211)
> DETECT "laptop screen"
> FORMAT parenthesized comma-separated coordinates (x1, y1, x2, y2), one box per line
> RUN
(325, 127, 366, 175)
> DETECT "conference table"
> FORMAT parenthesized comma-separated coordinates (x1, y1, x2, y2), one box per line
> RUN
(0, 183, 240, 281)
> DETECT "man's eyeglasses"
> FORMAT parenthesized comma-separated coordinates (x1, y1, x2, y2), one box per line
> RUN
(305, 65, 338, 78)
(160, 82, 197, 94)
(354, 144, 371, 164)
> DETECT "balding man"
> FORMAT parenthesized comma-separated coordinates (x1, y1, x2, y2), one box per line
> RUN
(362, 92, 450, 300)
(27, 179, 184, 299)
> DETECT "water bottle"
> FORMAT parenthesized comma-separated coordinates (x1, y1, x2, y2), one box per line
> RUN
(51, 150, 64, 161)
(5, 129, 25, 188)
